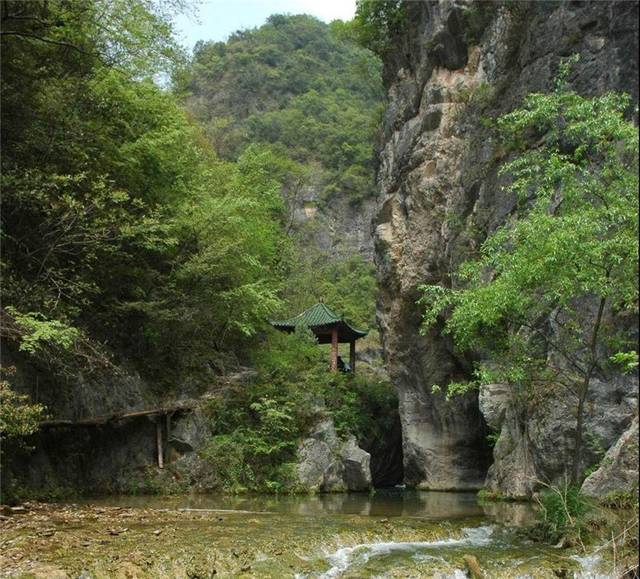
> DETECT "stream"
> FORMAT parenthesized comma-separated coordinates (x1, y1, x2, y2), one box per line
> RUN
(1, 490, 613, 578)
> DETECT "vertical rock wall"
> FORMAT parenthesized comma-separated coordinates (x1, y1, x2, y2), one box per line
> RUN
(375, 0, 638, 491)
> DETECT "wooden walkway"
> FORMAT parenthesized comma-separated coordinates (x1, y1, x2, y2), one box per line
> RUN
(39, 400, 195, 428)
(37, 368, 254, 429)
(32, 370, 256, 469)
(39, 400, 198, 469)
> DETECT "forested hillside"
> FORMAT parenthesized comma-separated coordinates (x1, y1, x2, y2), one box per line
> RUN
(177, 14, 384, 206)
(176, 14, 386, 327)
(1, 3, 383, 386)
(1, 1, 638, 577)
(2, 0, 285, 389)
(1, 0, 395, 497)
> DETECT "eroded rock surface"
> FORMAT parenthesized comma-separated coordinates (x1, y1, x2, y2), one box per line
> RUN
(297, 418, 372, 491)
(581, 416, 639, 499)
(480, 376, 638, 497)
(478, 384, 509, 431)
(375, 0, 638, 491)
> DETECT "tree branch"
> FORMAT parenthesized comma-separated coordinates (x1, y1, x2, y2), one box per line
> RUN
(0, 30, 91, 56)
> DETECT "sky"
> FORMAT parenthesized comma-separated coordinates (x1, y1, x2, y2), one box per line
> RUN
(174, 0, 357, 50)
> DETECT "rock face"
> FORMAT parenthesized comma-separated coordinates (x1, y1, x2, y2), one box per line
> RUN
(478, 383, 509, 431)
(169, 408, 209, 455)
(1, 340, 218, 495)
(2, 346, 151, 421)
(478, 378, 638, 497)
(581, 416, 639, 499)
(297, 418, 372, 491)
(293, 183, 378, 260)
(4, 407, 210, 495)
(375, 0, 638, 491)
(341, 436, 373, 491)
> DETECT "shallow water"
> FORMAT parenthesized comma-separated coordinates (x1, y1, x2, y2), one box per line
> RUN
(2, 490, 614, 578)
(76, 490, 608, 577)
(75, 488, 493, 519)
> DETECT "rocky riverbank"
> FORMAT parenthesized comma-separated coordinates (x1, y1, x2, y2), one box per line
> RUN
(1, 493, 635, 578)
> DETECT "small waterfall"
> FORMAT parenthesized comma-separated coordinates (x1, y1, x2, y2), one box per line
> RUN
(571, 551, 609, 579)
(318, 526, 494, 578)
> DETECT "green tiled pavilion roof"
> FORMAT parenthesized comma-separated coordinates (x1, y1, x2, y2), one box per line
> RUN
(270, 303, 367, 342)
(272, 303, 339, 327)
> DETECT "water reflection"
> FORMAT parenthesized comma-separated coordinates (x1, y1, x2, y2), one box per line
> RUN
(74, 489, 537, 525)
(480, 500, 539, 526)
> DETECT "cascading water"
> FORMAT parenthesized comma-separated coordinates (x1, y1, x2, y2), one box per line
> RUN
(318, 526, 494, 578)
(571, 551, 610, 579)
(297, 524, 613, 578)
(32, 491, 618, 578)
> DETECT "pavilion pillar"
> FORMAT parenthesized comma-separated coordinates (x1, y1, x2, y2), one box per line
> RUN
(349, 340, 356, 374)
(330, 327, 338, 372)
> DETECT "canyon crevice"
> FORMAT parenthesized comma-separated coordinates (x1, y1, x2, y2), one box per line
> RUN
(374, 0, 638, 493)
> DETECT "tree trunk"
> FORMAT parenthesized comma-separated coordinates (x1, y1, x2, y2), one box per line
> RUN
(571, 294, 607, 484)
(572, 378, 589, 484)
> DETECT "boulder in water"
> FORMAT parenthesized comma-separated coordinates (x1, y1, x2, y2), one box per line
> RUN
(297, 418, 372, 492)
(463, 554, 484, 579)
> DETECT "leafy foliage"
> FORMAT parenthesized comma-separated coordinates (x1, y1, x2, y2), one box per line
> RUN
(601, 489, 639, 510)
(1, 1, 387, 497)
(536, 484, 589, 543)
(198, 328, 395, 492)
(282, 253, 378, 330)
(173, 13, 383, 362)
(326, 373, 398, 445)
(6, 308, 79, 355)
(1, 1, 289, 390)
(197, 329, 322, 492)
(0, 0, 185, 79)
(0, 369, 46, 440)
(353, 0, 406, 56)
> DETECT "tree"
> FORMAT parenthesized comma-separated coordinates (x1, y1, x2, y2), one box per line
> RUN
(0, 0, 185, 78)
(1, 1, 291, 390)
(1, 1, 191, 367)
(419, 57, 639, 485)
(353, 0, 406, 56)
(0, 368, 45, 440)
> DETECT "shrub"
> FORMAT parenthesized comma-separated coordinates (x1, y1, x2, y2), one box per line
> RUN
(601, 489, 639, 510)
(536, 484, 590, 543)
(0, 368, 46, 440)
(197, 327, 397, 493)
(199, 433, 255, 493)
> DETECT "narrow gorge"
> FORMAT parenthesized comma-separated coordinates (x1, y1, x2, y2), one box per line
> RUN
(2, 0, 638, 506)
(1, 1, 638, 576)
(374, 0, 638, 497)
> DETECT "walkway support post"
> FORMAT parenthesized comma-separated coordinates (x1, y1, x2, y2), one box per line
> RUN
(349, 340, 356, 374)
(156, 417, 164, 469)
(331, 327, 338, 372)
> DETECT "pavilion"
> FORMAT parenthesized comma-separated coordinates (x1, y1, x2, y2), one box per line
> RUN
(270, 303, 367, 373)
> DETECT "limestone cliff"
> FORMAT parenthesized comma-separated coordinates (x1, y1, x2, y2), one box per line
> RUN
(290, 179, 378, 260)
(375, 0, 638, 493)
